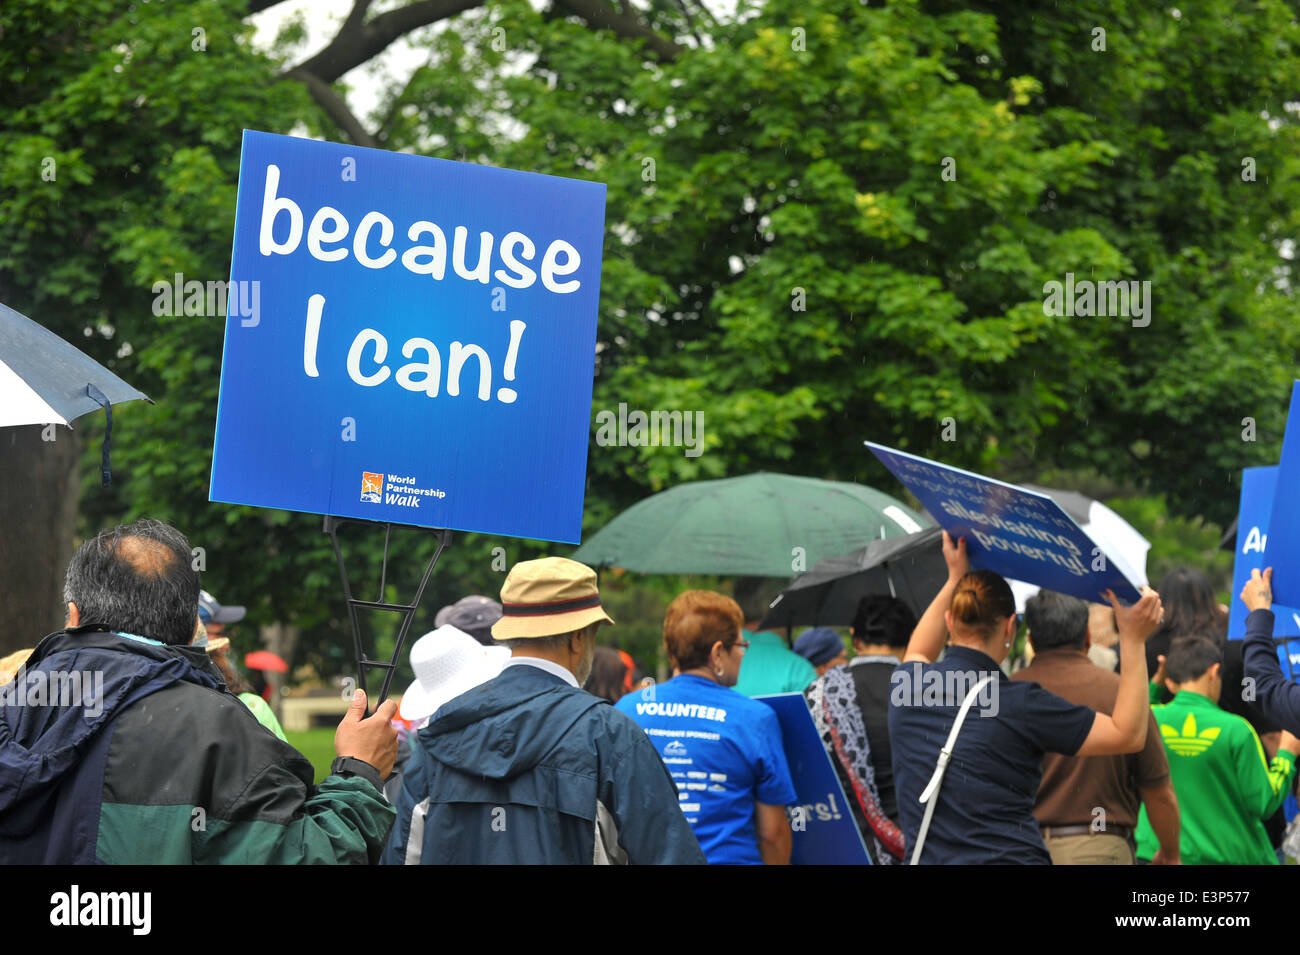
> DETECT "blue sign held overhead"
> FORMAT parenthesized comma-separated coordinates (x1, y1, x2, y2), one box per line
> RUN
(1227, 466, 1300, 683)
(1265, 381, 1300, 607)
(1228, 466, 1300, 643)
(866, 443, 1143, 605)
(755, 693, 871, 865)
(210, 130, 607, 544)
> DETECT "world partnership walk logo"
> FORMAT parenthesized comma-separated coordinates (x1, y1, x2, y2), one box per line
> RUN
(360, 471, 383, 503)
(359, 471, 447, 508)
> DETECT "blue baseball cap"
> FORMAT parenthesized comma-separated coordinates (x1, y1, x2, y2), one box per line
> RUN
(794, 627, 845, 667)
(198, 590, 246, 625)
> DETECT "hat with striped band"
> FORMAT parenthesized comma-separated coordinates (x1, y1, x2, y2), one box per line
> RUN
(491, 557, 615, 640)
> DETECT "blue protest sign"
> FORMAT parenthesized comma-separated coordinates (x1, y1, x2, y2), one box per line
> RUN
(210, 130, 606, 543)
(755, 693, 871, 865)
(1265, 381, 1300, 606)
(866, 442, 1142, 604)
(1279, 641, 1300, 681)
(1228, 466, 1300, 643)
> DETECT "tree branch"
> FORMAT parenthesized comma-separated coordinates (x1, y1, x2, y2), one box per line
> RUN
(375, 55, 436, 145)
(674, 0, 703, 47)
(555, 0, 682, 60)
(286, 67, 378, 147)
(340, 0, 376, 37)
(279, 0, 682, 148)
(248, 0, 293, 14)
(293, 0, 486, 83)
(689, 0, 720, 29)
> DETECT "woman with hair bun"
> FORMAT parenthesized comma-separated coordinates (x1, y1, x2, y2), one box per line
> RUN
(888, 531, 1164, 864)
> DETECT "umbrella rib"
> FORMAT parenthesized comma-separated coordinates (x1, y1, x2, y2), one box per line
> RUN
(771, 472, 800, 583)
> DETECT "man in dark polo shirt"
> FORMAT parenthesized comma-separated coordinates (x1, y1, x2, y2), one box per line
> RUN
(1014, 590, 1181, 864)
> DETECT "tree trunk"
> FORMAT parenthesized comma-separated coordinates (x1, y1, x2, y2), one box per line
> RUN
(260, 621, 300, 720)
(0, 425, 81, 654)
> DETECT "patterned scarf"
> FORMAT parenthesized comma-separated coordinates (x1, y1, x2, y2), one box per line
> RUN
(806, 665, 904, 863)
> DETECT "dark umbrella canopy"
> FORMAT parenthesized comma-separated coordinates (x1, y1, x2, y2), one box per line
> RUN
(1022, 483, 1092, 525)
(759, 526, 947, 630)
(0, 301, 149, 427)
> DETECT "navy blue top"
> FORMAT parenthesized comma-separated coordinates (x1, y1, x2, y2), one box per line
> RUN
(1242, 608, 1300, 734)
(888, 645, 1095, 864)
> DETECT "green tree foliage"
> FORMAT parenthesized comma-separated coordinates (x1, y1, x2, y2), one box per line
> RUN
(0, 0, 303, 350)
(486, 0, 1300, 525)
(0, 0, 308, 647)
(958, 0, 1300, 521)
(5, 0, 1296, 668)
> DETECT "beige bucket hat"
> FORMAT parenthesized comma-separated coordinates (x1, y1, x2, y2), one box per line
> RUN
(491, 557, 615, 640)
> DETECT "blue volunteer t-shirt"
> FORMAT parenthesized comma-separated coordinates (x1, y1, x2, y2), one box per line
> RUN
(616, 674, 797, 864)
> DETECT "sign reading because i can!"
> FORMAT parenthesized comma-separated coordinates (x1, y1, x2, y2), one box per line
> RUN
(866, 442, 1143, 604)
(1265, 380, 1300, 607)
(210, 131, 607, 543)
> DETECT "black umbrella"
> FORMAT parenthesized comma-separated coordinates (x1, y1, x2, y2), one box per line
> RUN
(758, 526, 947, 630)
(1219, 517, 1238, 552)
(1022, 483, 1092, 524)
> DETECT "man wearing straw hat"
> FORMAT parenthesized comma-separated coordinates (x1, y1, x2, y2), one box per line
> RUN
(383, 556, 705, 865)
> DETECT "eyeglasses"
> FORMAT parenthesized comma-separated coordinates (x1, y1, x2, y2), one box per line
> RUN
(731, 640, 750, 652)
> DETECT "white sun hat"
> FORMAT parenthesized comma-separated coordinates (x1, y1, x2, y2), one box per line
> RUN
(398, 625, 510, 722)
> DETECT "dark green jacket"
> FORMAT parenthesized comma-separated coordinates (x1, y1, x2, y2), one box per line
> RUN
(0, 626, 394, 864)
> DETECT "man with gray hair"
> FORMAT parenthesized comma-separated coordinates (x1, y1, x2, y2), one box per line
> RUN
(0, 518, 399, 864)
(1012, 589, 1181, 864)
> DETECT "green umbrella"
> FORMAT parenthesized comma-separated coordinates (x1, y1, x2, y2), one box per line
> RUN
(571, 472, 932, 576)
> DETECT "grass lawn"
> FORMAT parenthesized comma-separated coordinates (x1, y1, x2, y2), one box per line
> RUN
(284, 727, 337, 783)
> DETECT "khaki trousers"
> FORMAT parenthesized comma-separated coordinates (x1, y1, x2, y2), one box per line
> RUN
(1044, 832, 1134, 865)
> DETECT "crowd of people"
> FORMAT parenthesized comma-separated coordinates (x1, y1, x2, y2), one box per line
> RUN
(2, 518, 1299, 865)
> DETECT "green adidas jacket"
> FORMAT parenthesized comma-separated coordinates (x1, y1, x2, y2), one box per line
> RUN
(1135, 690, 1295, 865)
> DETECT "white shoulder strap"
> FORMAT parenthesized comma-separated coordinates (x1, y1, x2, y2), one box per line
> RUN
(909, 674, 997, 865)
(404, 797, 430, 865)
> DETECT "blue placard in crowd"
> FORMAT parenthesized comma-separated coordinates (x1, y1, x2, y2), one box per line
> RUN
(755, 693, 871, 865)
(1228, 466, 1300, 644)
(1265, 381, 1300, 606)
(210, 130, 607, 543)
(866, 443, 1142, 604)
(1279, 641, 1300, 682)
